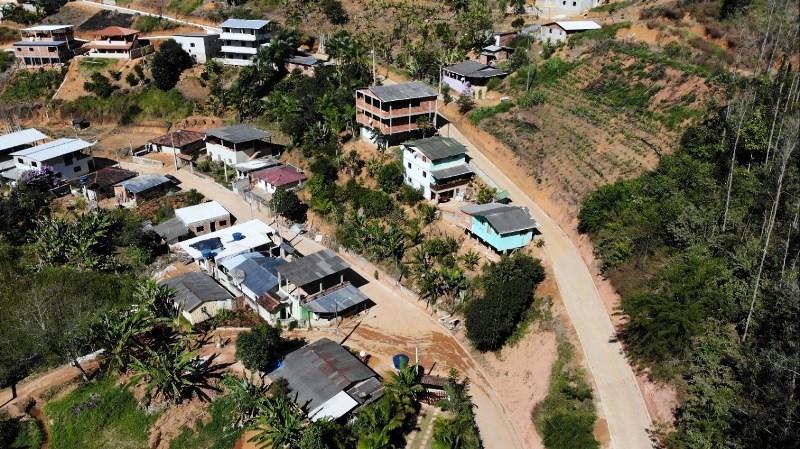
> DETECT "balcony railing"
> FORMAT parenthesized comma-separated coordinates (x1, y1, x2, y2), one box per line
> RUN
(356, 114, 421, 134)
(356, 99, 435, 118)
(430, 177, 470, 192)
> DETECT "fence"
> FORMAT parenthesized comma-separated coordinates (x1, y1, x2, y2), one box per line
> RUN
(131, 155, 164, 167)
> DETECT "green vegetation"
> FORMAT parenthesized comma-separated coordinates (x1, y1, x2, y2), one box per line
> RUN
(0, 26, 17, 42)
(590, 0, 631, 13)
(78, 58, 116, 74)
(152, 39, 193, 91)
(469, 100, 514, 124)
(579, 65, 799, 447)
(568, 21, 631, 46)
(166, 0, 202, 16)
(1, 413, 42, 449)
(533, 339, 598, 449)
(465, 253, 546, 351)
(45, 376, 159, 449)
(270, 188, 305, 221)
(169, 397, 244, 449)
(84, 72, 116, 98)
(0, 69, 64, 102)
(432, 371, 483, 449)
(235, 323, 293, 372)
(62, 87, 195, 125)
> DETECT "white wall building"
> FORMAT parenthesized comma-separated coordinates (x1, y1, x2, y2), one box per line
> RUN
(174, 201, 232, 236)
(539, 21, 602, 43)
(171, 33, 220, 64)
(402, 136, 474, 202)
(217, 18, 273, 66)
(205, 124, 273, 166)
(6, 138, 95, 181)
(177, 219, 279, 276)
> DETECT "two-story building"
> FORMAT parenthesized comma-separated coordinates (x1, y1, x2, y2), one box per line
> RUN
(442, 60, 507, 99)
(402, 136, 474, 202)
(205, 124, 273, 166)
(86, 26, 151, 59)
(218, 19, 273, 66)
(459, 202, 538, 253)
(356, 81, 438, 143)
(4, 138, 95, 182)
(217, 253, 287, 324)
(12, 25, 80, 67)
(170, 33, 220, 63)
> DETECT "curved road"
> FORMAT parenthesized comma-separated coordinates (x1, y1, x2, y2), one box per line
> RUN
(77, 0, 221, 33)
(440, 119, 654, 449)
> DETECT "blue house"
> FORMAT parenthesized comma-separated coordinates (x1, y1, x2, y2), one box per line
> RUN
(460, 203, 538, 253)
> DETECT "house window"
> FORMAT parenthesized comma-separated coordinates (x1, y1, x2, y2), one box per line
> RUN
(48, 47, 56, 52)
(63, 154, 73, 165)
(29, 47, 34, 52)
(219, 220, 227, 226)
(422, 171, 427, 178)
(407, 162, 411, 169)
(561, 1, 565, 4)
(190, 43, 195, 47)
(73, 166, 81, 173)
(196, 225, 205, 233)
(16, 48, 21, 52)
(572, 1, 576, 5)
(32, 161, 39, 167)
(16, 157, 23, 164)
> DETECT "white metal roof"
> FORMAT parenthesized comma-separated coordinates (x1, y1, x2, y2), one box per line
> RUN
(551, 20, 602, 31)
(308, 391, 360, 422)
(10, 138, 92, 161)
(221, 18, 270, 29)
(0, 128, 48, 153)
(178, 219, 276, 261)
(23, 24, 73, 32)
(174, 201, 230, 225)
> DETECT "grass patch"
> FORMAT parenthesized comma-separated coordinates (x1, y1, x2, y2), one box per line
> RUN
(79, 58, 116, 74)
(569, 21, 631, 46)
(8, 419, 44, 449)
(61, 87, 195, 124)
(0, 69, 64, 102)
(469, 100, 514, 124)
(166, 0, 203, 16)
(532, 337, 599, 449)
(506, 295, 553, 347)
(169, 398, 244, 449)
(44, 375, 159, 449)
(651, 105, 703, 130)
(584, 76, 660, 111)
(133, 16, 178, 32)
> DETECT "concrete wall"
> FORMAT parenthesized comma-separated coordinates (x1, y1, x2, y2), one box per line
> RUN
(172, 35, 220, 64)
(540, 25, 567, 43)
(183, 299, 232, 324)
(207, 142, 249, 165)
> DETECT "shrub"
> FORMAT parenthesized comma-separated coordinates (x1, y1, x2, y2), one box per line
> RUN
(125, 72, 139, 86)
(83, 72, 116, 98)
(511, 17, 525, 29)
(469, 100, 513, 124)
(517, 90, 547, 108)
(1, 69, 64, 102)
(133, 15, 178, 32)
(486, 77, 502, 91)
(377, 161, 404, 192)
(151, 39, 193, 91)
(398, 184, 424, 204)
(235, 323, 286, 372)
(270, 188, 305, 221)
(321, 0, 348, 24)
(457, 95, 475, 114)
(109, 70, 122, 81)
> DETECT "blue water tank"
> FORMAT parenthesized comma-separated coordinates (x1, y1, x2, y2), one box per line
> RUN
(232, 232, 245, 241)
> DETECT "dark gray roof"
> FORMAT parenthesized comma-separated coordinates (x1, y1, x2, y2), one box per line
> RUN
(224, 253, 286, 297)
(431, 163, 473, 181)
(366, 81, 437, 102)
(274, 249, 349, 288)
(303, 283, 371, 315)
(404, 136, 468, 161)
(161, 272, 232, 312)
(205, 125, 271, 144)
(461, 203, 538, 234)
(117, 174, 173, 194)
(445, 60, 507, 78)
(272, 338, 379, 412)
(152, 217, 189, 243)
(288, 55, 320, 66)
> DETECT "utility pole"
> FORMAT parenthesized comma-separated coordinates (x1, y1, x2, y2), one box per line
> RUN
(170, 131, 179, 170)
(372, 48, 376, 84)
(435, 64, 442, 130)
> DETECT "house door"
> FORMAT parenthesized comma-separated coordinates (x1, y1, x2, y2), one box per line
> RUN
(210, 222, 216, 232)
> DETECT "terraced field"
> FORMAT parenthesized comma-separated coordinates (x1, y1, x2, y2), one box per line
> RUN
(481, 51, 714, 216)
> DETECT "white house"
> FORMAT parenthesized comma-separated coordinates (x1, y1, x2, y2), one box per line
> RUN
(218, 18, 273, 66)
(539, 21, 602, 43)
(205, 124, 273, 166)
(177, 219, 279, 275)
(171, 33, 220, 63)
(217, 253, 288, 324)
(0, 128, 48, 175)
(174, 201, 232, 236)
(161, 272, 233, 324)
(4, 138, 95, 182)
(402, 136, 474, 202)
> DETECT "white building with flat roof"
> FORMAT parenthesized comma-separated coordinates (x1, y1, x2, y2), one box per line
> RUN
(178, 219, 279, 275)
(539, 21, 602, 43)
(218, 19, 273, 66)
(170, 33, 220, 64)
(174, 201, 232, 236)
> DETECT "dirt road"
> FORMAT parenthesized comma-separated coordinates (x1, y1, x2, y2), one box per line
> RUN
(438, 118, 654, 449)
(76, 0, 221, 33)
(119, 161, 525, 449)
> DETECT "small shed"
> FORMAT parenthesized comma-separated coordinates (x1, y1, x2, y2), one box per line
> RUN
(161, 272, 233, 324)
(114, 174, 175, 205)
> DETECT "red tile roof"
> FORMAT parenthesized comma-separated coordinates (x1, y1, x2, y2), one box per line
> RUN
(148, 130, 205, 148)
(253, 165, 307, 187)
(96, 26, 139, 37)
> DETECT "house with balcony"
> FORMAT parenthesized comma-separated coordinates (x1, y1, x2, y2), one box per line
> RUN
(218, 18, 273, 66)
(402, 136, 474, 202)
(3, 138, 95, 182)
(356, 81, 438, 144)
(205, 124, 274, 166)
(442, 60, 507, 99)
(12, 25, 80, 67)
(86, 26, 151, 59)
(459, 202, 538, 253)
(273, 249, 370, 325)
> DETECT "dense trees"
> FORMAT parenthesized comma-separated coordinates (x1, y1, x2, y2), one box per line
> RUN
(151, 39, 193, 91)
(465, 253, 545, 351)
(432, 371, 483, 449)
(579, 67, 800, 447)
(235, 323, 289, 372)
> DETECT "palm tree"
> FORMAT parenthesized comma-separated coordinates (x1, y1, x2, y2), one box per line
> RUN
(135, 280, 181, 322)
(385, 364, 423, 405)
(250, 394, 306, 449)
(438, 266, 467, 312)
(460, 250, 481, 271)
(128, 343, 226, 405)
(93, 306, 156, 372)
(219, 374, 270, 429)
(432, 415, 470, 449)
(354, 397, 407, 449)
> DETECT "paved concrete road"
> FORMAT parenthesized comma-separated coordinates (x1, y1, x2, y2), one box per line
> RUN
(441, 123, 654, 449)
(77, 0, 221, 33)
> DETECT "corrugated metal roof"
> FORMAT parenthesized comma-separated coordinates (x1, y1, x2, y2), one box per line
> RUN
(175, 201, 230, 225)
(23, 25, 73, 31)
(271, 338, 379, 414)
(221, 18, 270, 29)
(148, 129, 205, 147)
(116, 174, 173, 194)
(445, 60, 507, 78)
(10, 138, 92, 161)
(233, 157, 280, 173)
(404, 136, 468, 161)
(220, 253, 286, 298)
(205, 124, 271, 144)
(303, 283, 371, 315)
(366, 81, 437, 102)
(288, 55, 320, 66)
(430, 163, 473, 181)
(274, 249, 349, 288)
(461, 202, 538, 234)
(161, 271, 232, 312)
(152, 217, 189, 242)
(0, 128, 48, 153)
(253, 165, 307, 187)
(548, 20, 602, 31)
